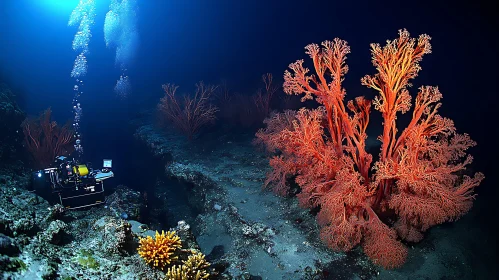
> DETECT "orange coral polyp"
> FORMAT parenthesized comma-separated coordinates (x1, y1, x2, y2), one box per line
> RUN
(137, 230, 182, 269)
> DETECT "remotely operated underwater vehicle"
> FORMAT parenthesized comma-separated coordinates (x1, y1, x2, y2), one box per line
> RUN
(29, 156, 114, 209)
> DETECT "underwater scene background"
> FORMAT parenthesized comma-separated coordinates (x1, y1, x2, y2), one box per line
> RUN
(0, 0, 497, 279)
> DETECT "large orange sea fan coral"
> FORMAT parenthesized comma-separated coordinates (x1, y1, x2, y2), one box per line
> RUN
(256, 29, 484, 269)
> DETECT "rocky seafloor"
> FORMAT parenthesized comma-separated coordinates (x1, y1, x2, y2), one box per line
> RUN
(0, 108, 493, 279)
(130, 112, 489, 280)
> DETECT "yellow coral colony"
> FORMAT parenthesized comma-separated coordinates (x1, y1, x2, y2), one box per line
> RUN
(138, 230, 182, 269)
(166, 251, 210, 280)
(184, 252, 210, 278)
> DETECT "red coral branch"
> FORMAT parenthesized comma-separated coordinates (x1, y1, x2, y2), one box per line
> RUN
(254, 73, 278, 119)
(158, 82, 218, 140)
(21, 108, 74, 169)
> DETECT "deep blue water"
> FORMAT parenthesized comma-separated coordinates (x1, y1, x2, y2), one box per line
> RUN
(0, 0, 497, 278)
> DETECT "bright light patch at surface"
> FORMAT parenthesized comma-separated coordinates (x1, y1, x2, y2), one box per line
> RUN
(36, 0, 82, 14)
